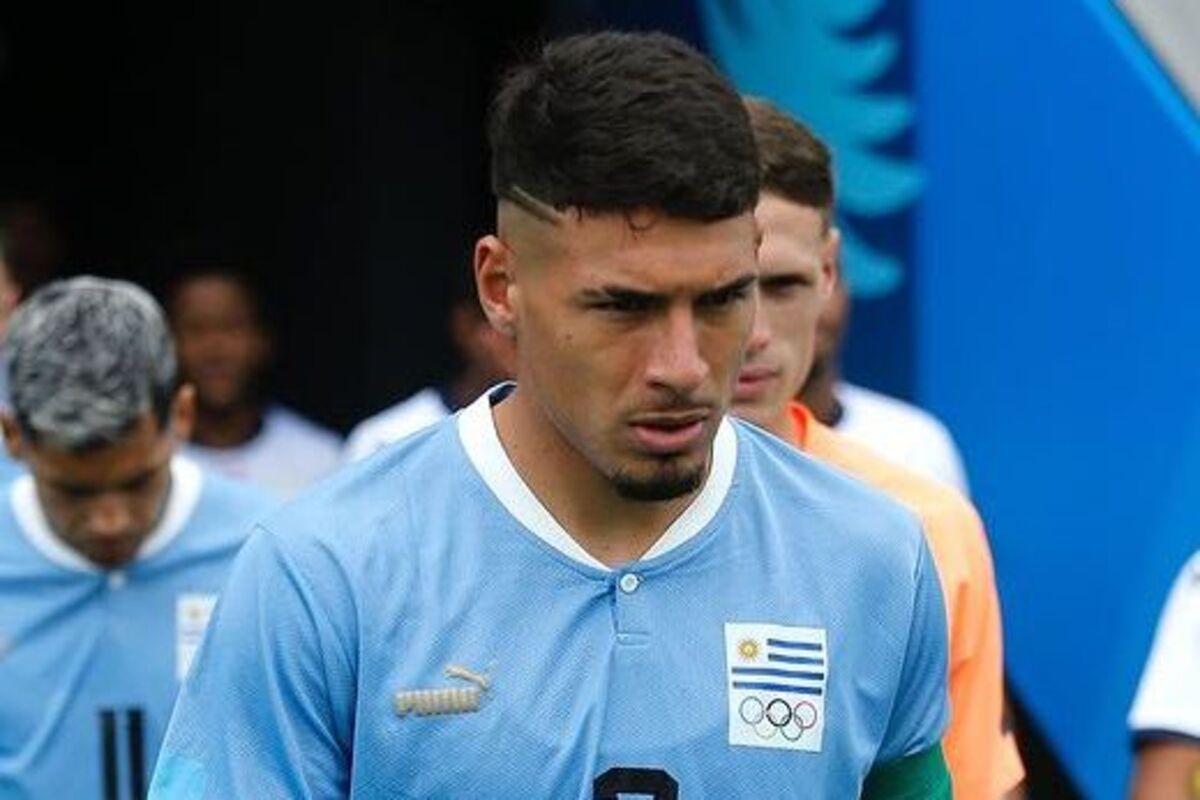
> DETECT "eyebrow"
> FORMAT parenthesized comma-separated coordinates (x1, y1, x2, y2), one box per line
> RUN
(49, 464, 163, 496)
(579, 272, 758, 305)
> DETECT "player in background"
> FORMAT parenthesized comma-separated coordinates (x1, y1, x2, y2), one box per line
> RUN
(0, 210, 61, 481)
(167, 266, 342, 497)
(0, 277, 273, 797)
(800, 243, 969, 495)
(151, 31, 950, 798)
(344, 267, 515, 462)
(731, 98, 1023, 799)
(1129, 550, 1200, 799)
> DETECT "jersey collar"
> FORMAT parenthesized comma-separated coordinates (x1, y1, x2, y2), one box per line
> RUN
(9, 455, 204, 574)
(457, 384, 737, 572)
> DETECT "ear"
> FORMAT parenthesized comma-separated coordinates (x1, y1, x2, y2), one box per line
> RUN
(1, 413, 25, 462)
(171, 384, 197, 443)
(474, 235, 518, 339)
(820, 227, 842, 301)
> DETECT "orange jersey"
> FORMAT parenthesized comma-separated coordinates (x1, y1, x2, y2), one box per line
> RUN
(789, 403, 1023, 798)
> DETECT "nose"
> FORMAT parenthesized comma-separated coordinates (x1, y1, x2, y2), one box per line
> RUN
(743, 300, 770, 361)
(644, 306, 709, 394)
(86, 494, 135, 540)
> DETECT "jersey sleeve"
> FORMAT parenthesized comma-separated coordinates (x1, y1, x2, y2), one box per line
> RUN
(873, 536, 951, 766)
(943, 511, 1024, 797)
(149, 526, 357, 799)
(1129, 552, 1200, 742)
(861, 744, 952, 800)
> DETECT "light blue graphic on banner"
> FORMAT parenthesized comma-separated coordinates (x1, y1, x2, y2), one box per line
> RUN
(698, 0, 921, 298)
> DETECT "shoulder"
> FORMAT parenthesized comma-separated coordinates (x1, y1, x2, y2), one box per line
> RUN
(257, 416, 463, 572)
(810, 421, 990, 599)
(265, 405, 344, 454)
(839, 383, 957, 444)
(192, 460, 279, 523)
(1129, 551, 1200, 738)
(837, 383, 968, 491)
(344, 389, 450, 462)
(733, 419, 929, 575)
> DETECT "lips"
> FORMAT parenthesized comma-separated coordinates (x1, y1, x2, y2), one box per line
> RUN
(628, 411, 710, 455)
(733, 366, 779, 402)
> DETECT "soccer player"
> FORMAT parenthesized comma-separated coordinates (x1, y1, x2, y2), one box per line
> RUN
(0, 213, 60, 481)
(344, 270, 515, 462)
(800, 251, 970, 494)
(167, 266, 342, 497)
(1129, 551, 1200, 799)
(732, 97, 1024, 798)
(0, 277, 273, 797)
(152, 32, 950, 798)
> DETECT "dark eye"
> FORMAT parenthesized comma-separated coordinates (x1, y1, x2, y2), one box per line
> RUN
(760, 275, 810, 298)
(697, 283, 753, 309)
(592, 294, 656, 314)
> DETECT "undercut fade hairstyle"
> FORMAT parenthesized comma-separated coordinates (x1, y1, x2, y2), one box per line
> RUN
(744, 97, 835, 227)
(7, 276, 178, 451)
(488, 31, 760, 221)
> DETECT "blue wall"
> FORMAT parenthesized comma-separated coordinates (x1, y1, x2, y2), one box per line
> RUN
(915, 2, 1200, 796)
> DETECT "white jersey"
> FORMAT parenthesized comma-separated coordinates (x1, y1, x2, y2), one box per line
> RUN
(835, 382, 970, 495)
(1129, 551, 1200, 742)
(184, 405, 342, 498)
(343, 387, 452, 462)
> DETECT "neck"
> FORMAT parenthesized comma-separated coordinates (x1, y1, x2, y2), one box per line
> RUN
(493, 388, 699, 567)
(801, 360, 841, 427)
(191, 402, 264, 449)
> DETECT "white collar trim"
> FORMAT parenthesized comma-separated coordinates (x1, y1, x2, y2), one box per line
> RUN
(9, 455, 204, 573)
(457, 386, 736, 572)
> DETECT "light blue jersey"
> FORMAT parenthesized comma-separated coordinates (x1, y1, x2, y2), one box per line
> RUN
(0, 457, 272, 799)
(154, 388, 948, 799)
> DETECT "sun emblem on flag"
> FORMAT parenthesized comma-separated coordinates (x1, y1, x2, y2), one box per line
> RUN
(737, 638, 761, 661)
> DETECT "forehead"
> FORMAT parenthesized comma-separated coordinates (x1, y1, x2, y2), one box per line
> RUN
(174, 276, 255, 318)
(755, 194, 827, 273)
(519, 208, 758, 291)
(27, 413, 169, 486)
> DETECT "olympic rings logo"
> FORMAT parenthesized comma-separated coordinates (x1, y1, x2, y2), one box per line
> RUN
(738, 696, 819, 741)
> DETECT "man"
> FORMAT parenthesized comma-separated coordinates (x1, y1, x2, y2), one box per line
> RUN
(167, 266, 342, 497)
(0, 277, 272, 797)
(801, 254, 970, 494)
(343, 273, 515, 461)
(1129, 551, 1200, 799)
(0, 213, 60, 482)
(153, 32, 950, 798)
(732, 98, 1024, 798)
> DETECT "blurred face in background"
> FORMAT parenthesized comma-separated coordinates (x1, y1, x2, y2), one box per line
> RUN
(171, 275, 269, 415)
(733, 192, 838, 435)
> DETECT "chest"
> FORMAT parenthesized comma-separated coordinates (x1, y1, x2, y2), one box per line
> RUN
(350, 558, 899, 799)
(0, 568, 226, 796)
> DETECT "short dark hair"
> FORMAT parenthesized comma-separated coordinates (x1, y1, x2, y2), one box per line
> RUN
(488, 31, 759, 222)
(745, 97, 834, 225)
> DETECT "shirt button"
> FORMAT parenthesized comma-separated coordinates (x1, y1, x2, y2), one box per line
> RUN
(108, 571, 127, 590)
(618, 573, 641, 594)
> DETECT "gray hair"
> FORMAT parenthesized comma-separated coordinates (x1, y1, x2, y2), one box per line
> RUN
(7, 276, 177, 450)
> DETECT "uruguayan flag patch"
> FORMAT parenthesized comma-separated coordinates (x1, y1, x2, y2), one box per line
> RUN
(725, 622, 827, 752)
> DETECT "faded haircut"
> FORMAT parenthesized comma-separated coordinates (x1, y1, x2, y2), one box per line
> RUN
(7, 276, 178, 451)
(488, 31, 760, 222)
(744, 97, 835, 227)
